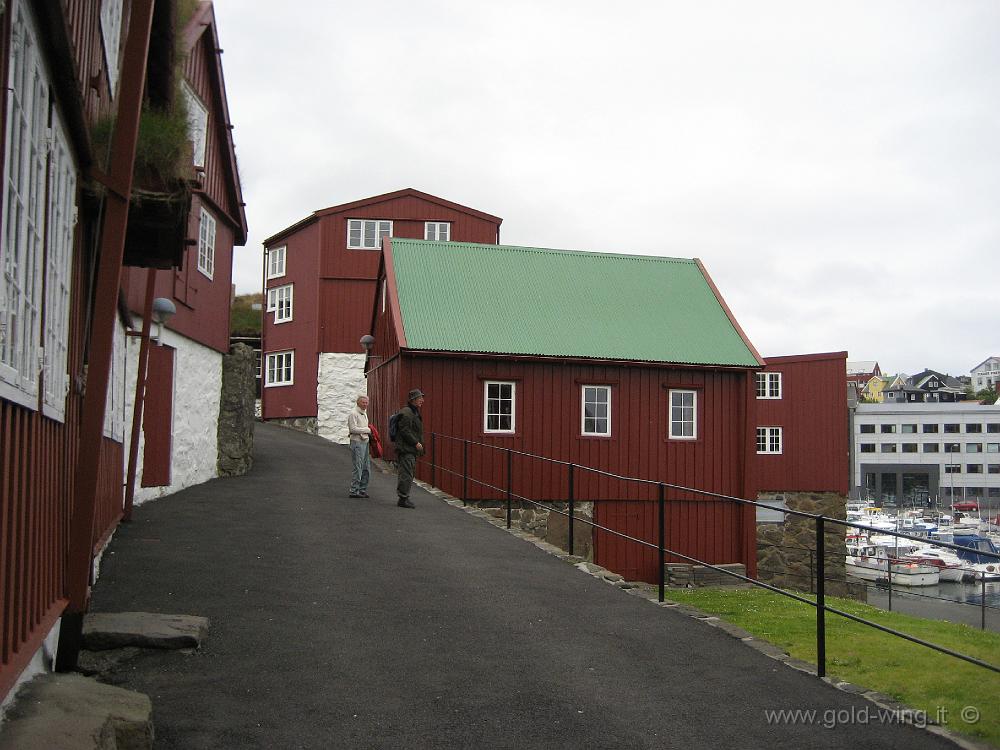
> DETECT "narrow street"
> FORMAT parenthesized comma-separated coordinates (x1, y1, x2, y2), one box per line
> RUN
(90, 423, 957, 749)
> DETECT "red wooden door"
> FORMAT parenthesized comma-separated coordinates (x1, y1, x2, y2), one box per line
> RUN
(141, 344, 175, 487)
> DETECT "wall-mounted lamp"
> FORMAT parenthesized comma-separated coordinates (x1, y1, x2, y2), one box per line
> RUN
(360, 334, 375, 353)
(151, 297, 176, 344)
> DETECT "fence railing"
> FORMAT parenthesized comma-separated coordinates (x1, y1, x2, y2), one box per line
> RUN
(423, 433, 1000, 677)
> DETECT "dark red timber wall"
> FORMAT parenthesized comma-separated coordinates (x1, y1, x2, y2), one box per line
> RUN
(751, 352, 849, 495)
(365, 353, 758, 583)
(141, 345, 176, 487)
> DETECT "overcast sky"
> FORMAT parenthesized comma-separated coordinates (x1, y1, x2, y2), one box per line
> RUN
(212, 1, 998, 379)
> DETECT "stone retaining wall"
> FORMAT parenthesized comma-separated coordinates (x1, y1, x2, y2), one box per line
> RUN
(217, 343, 255, 477)
(757, 491, 861, 599)
(463, 500, 595, 561)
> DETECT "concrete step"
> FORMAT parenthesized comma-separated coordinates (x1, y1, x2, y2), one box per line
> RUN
(0, 673, 152, 750)
(82, 612, 208, 651)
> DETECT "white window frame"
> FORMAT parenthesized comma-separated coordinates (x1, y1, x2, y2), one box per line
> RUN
(757, 426, 783, 454)
(347, 219, 391, 250)
(265, 350, 294, 387)
(484, 380, 515, 434)
(197, 207, 216, 279)
(755, 372, 782, 399)
(181, 80, 208, 168)
(266, 245, 286, 280)
(424, 222, 450, 241)
(381, 278, 387, 314)
(100, 0, 124, 95)
(1, 1, 77, 413)
(581, 385, 611, 437)
(668, 389, 697, 440)
(269, 284, 292, 323)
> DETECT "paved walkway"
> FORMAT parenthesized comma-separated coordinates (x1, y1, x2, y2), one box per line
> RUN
(90, 423, 959, 749)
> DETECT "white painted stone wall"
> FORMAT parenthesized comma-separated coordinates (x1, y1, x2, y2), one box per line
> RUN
(316, 352, 367, 444)
(124, 321, 222, 505)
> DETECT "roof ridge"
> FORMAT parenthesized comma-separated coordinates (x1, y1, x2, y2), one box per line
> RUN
(391, 238, 695, 264)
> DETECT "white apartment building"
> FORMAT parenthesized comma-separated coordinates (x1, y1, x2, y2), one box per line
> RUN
(853, 402, 1000, 505)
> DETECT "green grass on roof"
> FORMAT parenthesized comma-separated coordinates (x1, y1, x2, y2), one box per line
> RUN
(389, 239, 760, 367)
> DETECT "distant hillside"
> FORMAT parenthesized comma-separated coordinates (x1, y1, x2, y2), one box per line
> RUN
(231, 293, 262, 337)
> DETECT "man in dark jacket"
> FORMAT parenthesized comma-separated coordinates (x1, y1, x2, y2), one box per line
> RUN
(394, 388, 425, 508)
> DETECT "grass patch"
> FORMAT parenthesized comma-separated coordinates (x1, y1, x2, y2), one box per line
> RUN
(666, 588, 1000, 745)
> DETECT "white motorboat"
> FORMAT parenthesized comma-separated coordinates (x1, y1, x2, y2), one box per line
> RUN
(846, 543, 940, 587)
(899, 546, 968, 583)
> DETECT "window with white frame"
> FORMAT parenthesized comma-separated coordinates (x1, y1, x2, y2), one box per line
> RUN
(581, 385, 611, 436)
(381, 278, 386, 314)
(757, 427, 783, 454)
(755, 372, 782, 399)
(181, 81, 208, 168)
(265, 350, 294, 386)
(266, 245, 286, 279)
(100, 0, 124, 95)
(103, 322, 126, 442)
(669, 390, 697, 439)
(197, 207, 216, 278)
(347, 219, 391, 249)
(484, 381, 515, 433)
(267, 284, 292, 323)
(1, 1, 78, 414)
(425, 222, 450, 241)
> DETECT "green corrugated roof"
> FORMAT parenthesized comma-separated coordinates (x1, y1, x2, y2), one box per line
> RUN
(390, 239, 761, 367)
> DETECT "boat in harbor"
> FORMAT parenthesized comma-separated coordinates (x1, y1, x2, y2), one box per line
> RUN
(899, 546, 969, 582)
(952, 533, 1000, 582)
(846, 541, 941, 586)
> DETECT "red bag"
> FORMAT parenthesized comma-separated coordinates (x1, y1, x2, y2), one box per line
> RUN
(369, 423, 383, 458)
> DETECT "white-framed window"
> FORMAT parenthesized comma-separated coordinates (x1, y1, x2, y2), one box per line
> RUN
(755, 372, 782, 399)
(668, 389, 697, 440)
(484, 381, 515, 433)
(41, 112, 78, 420)
(1, 1, 78, 414)
(266, 245, 286, 279)
(581, 385, 611, 436)
(265, 350, 294, 387)
(347, 219, 391, 249)
(181, 80, 208, 168)
(100, 0, 124, 95)
(267, 284, 292, 323)
(103, 321, 126, 441)
(756, 426, 783, 454)
(197, 207, 216, 278)
(425, 222, 450, 241)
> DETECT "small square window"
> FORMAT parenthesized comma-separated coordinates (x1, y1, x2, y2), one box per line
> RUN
(755, 372, 781, 399)
(484, 381, 515, 433)
(669, 390, 697, 440)
(757, 427, 782, 454)
(581, 385, 611, 436)
(265, 351, 294, 387)
(425, 222, 450, 241)
(267, 246, 286, 279)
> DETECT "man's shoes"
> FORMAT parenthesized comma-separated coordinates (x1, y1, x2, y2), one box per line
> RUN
(349, 493, 362, 498)
(397, 497, 415, 509)
(359, 492, 370, 498)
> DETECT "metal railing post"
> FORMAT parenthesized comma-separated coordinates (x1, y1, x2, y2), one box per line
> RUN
(887, 559, 893, 612)
(462, 439, 469, 505)
(431, 433, 437, 488)
(568, 463, 575, 556)
(658, 483, 666, 603)
(506, 448, 513, 530)
(809, 550, 815, 594)
(816, 517, 826, 679)
(983, 575, 987, 631)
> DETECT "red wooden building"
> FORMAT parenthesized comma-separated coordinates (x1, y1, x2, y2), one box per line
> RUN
(0, 0, 244, 703)
(366, 239, 768, 581)
(260, 189, 501, 442)
(752, 352, 850, 497)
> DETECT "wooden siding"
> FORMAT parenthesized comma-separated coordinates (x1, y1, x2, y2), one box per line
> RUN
(753, 352, 849, 494)
(366, 353, 756, 582)
(63, 0, 117, 125)
(262, 222, 320, 420)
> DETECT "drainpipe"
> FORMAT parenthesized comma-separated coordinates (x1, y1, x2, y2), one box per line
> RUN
(123, 268, 158, 520)
(56, 0, 155, 672)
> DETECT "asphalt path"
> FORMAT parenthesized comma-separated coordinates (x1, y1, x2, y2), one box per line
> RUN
(90, 423, 958, 749)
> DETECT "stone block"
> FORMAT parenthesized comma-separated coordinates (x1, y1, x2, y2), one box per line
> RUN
(545, 509, 593, 560)
(83, 612, 208, 651)
(0, 673, 152, 750)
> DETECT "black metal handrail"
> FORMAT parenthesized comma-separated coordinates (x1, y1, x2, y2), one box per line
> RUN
(421, 433, 1000, 676)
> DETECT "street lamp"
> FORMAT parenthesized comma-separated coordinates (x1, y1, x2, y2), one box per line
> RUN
(151, 297, 176, 344)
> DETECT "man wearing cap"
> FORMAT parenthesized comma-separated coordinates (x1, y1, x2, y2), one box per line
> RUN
(394, 389, 425, 508)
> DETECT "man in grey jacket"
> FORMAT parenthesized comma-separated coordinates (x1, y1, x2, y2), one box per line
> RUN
(394, 389, 425, 509)
(347, 395, 371, 498)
